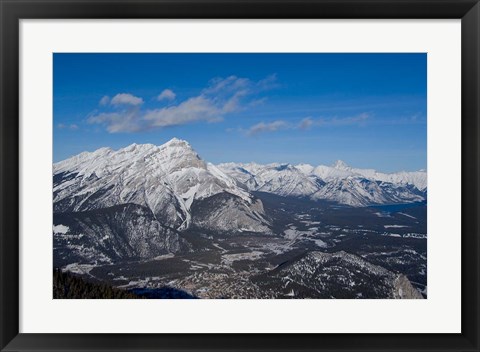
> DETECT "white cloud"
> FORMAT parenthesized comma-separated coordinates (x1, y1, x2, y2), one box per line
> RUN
(247, 120, 289, 135)
(157, 89, 176, 101)
(88, 75, 278, 133)
(144, 96, 222, 128)
(298, 117, 314, 130)
(110, 93, 143, 106)
(87, 107, 143, 133)
(99, 95, 110, 106)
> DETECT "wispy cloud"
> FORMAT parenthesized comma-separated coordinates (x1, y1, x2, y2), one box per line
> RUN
(88, 75, 278, 133)
(316, 112, 369, 127)
(257, 74, 280, 91)
(247, 120, 289, 135)
(244, 113, 370, 136)
(99, 96, 110, 106)
(157, 89, 176, 101)
(379, 112, 426, 125)
(57, 123, 79, 130)
(87, 108, 143, 133)
(298, 117, 314, 130)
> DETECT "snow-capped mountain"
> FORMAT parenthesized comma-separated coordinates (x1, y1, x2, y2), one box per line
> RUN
(53, 138, 270, 233)
(219, 162, 320, 197)
(311, 160, 427, 191)
(218, 160, 426, 207)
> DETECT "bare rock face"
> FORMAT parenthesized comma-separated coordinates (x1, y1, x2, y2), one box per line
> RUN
(53, 138, 271, 233)
(190, 192, 272, 234)
(53, 204, 191, 266)
(393, 275, 424, 299)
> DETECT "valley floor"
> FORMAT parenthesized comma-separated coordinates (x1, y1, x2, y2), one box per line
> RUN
(54, 193, 427, 299)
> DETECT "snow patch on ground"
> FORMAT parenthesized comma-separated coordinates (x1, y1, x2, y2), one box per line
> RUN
(221, 251, 264, 265)
(153, 253, 175, 260)
(118, 278, 150, 289)
(380, 232, 427, 239)
(374, 212, 391, 218)
(283, 228, 300, 240)
(301, 221, 321, 225)
(212, 243, 227, 253)
(53, 224, 69, 234)
(398, 212, 417, 219)
(382, 233, 402, 237)
(63, 263, 96, 276)
(309, 239, 328, 248)
(384, 225, 409, 229)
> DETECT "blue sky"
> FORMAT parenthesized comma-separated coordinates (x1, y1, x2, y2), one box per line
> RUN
(53, 53, 426, 172)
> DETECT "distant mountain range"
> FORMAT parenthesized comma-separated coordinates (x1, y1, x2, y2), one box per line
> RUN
(218, 159, 426, 207)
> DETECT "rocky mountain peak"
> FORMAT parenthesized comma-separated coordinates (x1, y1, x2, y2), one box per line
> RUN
(332, 160, 350, 170)
(162, 137, 192, 149)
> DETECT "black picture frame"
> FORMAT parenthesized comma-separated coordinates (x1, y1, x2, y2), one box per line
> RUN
(1, 0, 479, 351)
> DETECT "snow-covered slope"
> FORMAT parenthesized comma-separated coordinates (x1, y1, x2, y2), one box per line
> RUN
(218, 163, 319, 197)
(218, 160, 426, 207)
(327, 160, 427, 191)
(256, 251, 423, 298)
(53, 138, 269, 232)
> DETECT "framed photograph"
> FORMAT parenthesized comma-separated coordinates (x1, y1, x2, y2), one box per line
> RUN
(1, 0, 479, 351)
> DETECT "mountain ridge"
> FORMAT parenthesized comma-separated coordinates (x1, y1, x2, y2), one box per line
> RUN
(54, 138, 427, 209)
(53, 138, 270, 234)
(218, 159, 426, 207)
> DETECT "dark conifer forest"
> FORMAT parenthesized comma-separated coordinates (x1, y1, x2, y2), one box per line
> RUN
(53, 269, 141, 299)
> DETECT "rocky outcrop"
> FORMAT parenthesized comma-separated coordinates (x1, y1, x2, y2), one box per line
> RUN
(393, 274, 423, 299)
(53, 203, 190, 265)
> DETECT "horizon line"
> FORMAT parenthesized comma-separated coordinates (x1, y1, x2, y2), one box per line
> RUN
(53, 139, 427, 174)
